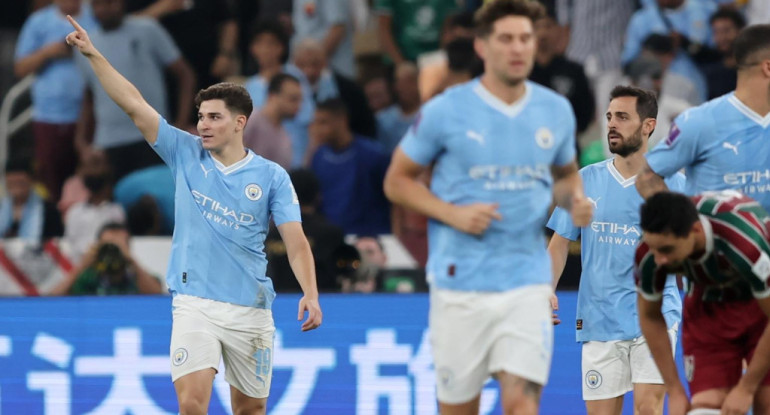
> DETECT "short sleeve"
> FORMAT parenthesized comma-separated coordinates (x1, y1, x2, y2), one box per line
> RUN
(15, 16, 43, 59)
(553, 100, 577, 167)
(153, 116, 199, 172)
(146, 20, 181, 66)
(645, 109, 703, 178)
(270, 168, 302, 226)
(546, 206, 580, 241)
(398, 99, 445, 166)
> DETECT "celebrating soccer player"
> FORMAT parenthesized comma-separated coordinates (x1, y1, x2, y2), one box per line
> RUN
(65, 14, 322, 415)
(384, 0, 592, 413)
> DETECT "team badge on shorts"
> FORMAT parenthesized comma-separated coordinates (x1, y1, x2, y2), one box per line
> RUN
(437, 367, 454, 389)
(245, 184, 263, 201)
(172, 348, 188, 366)
(684, 355, 694, 382)
(585, 370, 602, 389)
(535, 127, 554, 149)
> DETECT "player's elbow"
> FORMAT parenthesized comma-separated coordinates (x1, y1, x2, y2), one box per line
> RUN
(383, 169, 403, 204)
(13, 61, 32, 78)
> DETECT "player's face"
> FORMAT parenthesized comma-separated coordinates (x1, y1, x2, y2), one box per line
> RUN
(476, 16, 536, 87)
(310, 109, 336, 144)
(606, 96, 645, 157)
(197, 99, 241, 151)
(294, 50, 325, 86)
(92, 0, 123, 29)
(712, 19, 740, 55)
(55, 0, 82, 16)
(276, 81, 303, 119)
(5, 172, 32, 203)
(642, 231, 696, 268)
(250, 33, 284, 68)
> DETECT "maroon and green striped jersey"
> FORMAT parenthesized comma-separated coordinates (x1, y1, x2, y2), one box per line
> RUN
(635, 190, 770, 302)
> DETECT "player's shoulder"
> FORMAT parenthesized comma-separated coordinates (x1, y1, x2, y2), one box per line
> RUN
(425, 81, 474, 108)
(26, 5, 55, 24)
(527, 81, 571, 109)
(578, 158, 610, 179)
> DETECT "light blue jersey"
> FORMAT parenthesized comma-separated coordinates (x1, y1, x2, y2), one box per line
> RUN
(400, 79, 576, 292)
(646, 92, 770, 213)
(547, 159, 683, 342)
(152, 118, 301, 308)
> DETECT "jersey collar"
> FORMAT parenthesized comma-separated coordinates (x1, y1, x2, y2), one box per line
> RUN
(607, 159, 636, 188)
(472, 79, 531, 118)
(728, 94, 770, 128)
(212, 150, 254, 175)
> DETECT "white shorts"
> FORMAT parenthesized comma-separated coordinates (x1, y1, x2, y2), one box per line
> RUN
(170, 294, 275, 398)
(430, 284, 553, 404)
(582, 323, 679, 400)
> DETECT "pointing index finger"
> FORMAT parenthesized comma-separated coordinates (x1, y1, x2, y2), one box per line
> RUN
(66, 15, 85, 32)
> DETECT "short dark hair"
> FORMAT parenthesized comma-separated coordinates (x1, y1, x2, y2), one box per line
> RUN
(734, 24, 770, 68)
(249, 19, 290, 63)
(267, 73, 300, 95)
(446, 11, 475, 31)
(97, 222, 129, 239)
(315, 98, 348, 117)
(609, 85, 659, 121)
(446, 38, 477, 72)
(474, 0, 546, 38)
(5, 157, 33, 176)
(640, 192, 699, 238)
(709, 7, 746, 29)
(289, 168, 320, 208)
(195, 82, 253, 118)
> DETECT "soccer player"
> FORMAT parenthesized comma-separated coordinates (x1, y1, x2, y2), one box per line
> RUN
(547, 85, 683, 415)
(383, 1, 593, 413)
(636, 191, 770, 415)
(64, 15, 322, 415)
(636, 24, 770, 211)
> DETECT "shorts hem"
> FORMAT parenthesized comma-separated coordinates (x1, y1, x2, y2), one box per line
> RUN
(228, 381, 270, 400)
(436, 389, 483, 406)
(632, 378, 664, 385)
(583, 388, 632, 401)
(490, 366, 548, 386)
(171, 364, 219, 383)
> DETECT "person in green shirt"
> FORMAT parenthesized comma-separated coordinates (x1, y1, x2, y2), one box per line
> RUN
(375, 0, 460, 64)
(50, 222, 163, 295)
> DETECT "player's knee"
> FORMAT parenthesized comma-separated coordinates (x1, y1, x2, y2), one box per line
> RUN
(178, 393, 209, 415)
(634, 399, 662, 415)
(232, 400, 266, 415)
(501, 381, 541, 415)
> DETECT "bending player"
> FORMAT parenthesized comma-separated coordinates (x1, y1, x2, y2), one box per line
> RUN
(65, 14, 322, 415)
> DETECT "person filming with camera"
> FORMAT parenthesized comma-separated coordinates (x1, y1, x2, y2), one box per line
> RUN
(50, 222, 163, 295)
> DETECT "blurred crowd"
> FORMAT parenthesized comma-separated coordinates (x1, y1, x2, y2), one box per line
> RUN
(0, 0, 767, 296)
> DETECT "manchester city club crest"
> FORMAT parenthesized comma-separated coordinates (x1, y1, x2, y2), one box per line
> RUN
(245, 184, 263, 201)
(535, 127, 554, 149)
(173, 348, 188, 366)
(585, 370, 602, 389)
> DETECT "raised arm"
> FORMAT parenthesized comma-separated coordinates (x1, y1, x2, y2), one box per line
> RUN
(635, 160, 669, 200)
(552, 161, 592, 227)
(65, 15, 160, 144)
(277, 221, 322, 332)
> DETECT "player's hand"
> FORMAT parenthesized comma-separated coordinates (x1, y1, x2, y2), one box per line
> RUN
(65, 15, 98, 57)
(721, 383, 753, 415)
(298, 296, 322, 332)
(668, 385, 691, 415)
(550, 293, 561, 325)
(570, 195, 593, 227)
(447, 203, 502, 235)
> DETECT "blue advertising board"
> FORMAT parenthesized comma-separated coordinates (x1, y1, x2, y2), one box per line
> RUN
(0, 293, 684, 414)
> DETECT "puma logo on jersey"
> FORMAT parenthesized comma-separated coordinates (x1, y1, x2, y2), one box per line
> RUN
(723, 141, 741, 155)
(466, 130, 485, 145)
(200, 163, 213, 178)
(587, 197, 601, 209)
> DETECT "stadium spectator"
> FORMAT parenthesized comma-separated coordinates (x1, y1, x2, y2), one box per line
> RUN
(384, 1, 593, 412)
(0, 158, 63, 242)
(75, 0, 196, 181)
(310, 99, 391, 236)
(530, 5, 594, 137)
(363, 75, 393, 113)
(375, 0, 460, 65)
(293, 38, 377, 139)
(416, 11, 475, 101)
(113, 164, 175, 235)
(265, 169, 345, 292)
(621, 0, 712, 103)
(639, 34, 700, 106)
(376, 62, 420, 154)
(637, 24, 770, 215)
(14, 0, 97, 201)
(292, 0, 356, 79)
(244, 20, 314, 168)
(548, 86, 683, 414)
(62, 150, 125, 260)
(636, 191, 770, 414)
(50, 222, 162, 295)
(243, 73, 303, 170)
(703, 7, 745, 100)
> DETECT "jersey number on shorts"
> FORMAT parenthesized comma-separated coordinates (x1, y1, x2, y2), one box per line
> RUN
(254, 347, 272, 379)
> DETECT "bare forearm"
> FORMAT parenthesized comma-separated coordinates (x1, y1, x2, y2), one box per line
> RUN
(384, 174, 453, 225)
(14, 43, 63, 77)
(639, 298, 682, 391)
(85, 53, 147, 119)
(323, 24, 346, 58)
(377, 15, 404, 63)
(553, 170, 584, 211)
(547, 235, 570, 290)
(289, 242, 319, 298)
(636, 164, 668, 199)
(740, 323, 770, 393)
